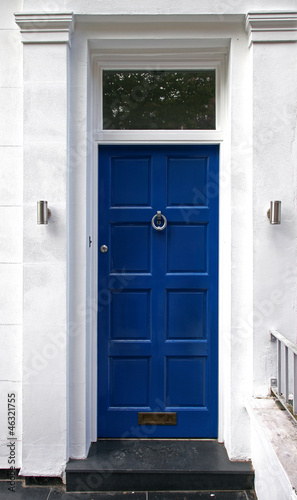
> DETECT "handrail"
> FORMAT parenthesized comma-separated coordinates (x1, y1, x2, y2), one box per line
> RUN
(270, 329, 297, 415)
(270, 330, 297, 356)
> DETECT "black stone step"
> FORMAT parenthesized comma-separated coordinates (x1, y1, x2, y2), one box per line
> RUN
(66, 440, 254, 493)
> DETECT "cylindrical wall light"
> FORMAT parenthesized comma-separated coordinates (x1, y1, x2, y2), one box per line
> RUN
(37, 201, 51, 225)
(267, 201, 281, 225)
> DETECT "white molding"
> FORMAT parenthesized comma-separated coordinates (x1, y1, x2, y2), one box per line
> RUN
(76, 14, 244, 25)
(92, 131, 224, 144)
(14, 12, 74, 45)
(246, 11, 297, 46)
(92, 50, 227, 137)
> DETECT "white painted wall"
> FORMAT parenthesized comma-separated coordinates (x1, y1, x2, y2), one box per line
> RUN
(18, 18, 71, 476)
(225, 31, 253, 460)
(22, 0, 297, 15)
(252, 42, 297, 397)
(0, 0, 296, 493)
(0, 0, 23, 469)
(68, 28, 88, 459)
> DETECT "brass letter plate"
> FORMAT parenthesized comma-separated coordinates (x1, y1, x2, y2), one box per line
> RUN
(138, 412, 177, 425)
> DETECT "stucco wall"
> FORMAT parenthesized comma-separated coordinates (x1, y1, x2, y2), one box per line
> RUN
(252, 42, 297, 396)
(17, 14, 70, 473)
(0, 0, 23, 469)
(22, 0, 297, 15)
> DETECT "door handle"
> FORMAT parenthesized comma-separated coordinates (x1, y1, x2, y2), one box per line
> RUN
(151, 211, 167, 231)
(100, 244, 108, 253)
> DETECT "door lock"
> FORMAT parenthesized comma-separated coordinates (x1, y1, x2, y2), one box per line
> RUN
(100, 245, 108, 253)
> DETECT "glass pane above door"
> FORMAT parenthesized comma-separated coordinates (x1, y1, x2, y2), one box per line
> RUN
(102, 70, 216, 130)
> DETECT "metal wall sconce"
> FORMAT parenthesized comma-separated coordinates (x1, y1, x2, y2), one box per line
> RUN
(267, 201, 281, 225)
(37, 201, 51, 225)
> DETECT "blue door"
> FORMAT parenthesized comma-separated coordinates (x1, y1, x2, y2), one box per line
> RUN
(98, 145, 219, 438)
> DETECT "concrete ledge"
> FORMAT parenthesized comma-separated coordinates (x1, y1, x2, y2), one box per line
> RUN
(246, 397, 297, 500)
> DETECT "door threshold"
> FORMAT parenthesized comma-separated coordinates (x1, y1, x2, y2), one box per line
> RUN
(97, 437, 219, 441)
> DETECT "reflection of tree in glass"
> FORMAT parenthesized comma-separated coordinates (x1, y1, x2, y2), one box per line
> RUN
(103, 71, 215, 130)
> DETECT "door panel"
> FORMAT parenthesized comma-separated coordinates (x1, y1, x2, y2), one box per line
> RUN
(98, 145, 219, 438)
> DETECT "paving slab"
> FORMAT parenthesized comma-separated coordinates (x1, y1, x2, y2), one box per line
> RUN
(149, 493, 255, 499)
(0, 482, 256, 499)
(0, 481, 50, 500)
(49, 490, 146, 499)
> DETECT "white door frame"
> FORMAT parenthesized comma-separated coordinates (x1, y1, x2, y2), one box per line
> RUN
(87, 41, 229, 444)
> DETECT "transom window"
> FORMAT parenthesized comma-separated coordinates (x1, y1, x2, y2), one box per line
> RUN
(103, 70, 216, 131)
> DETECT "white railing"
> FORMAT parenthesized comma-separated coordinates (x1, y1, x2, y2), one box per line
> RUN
(270, 330, 297, 415)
